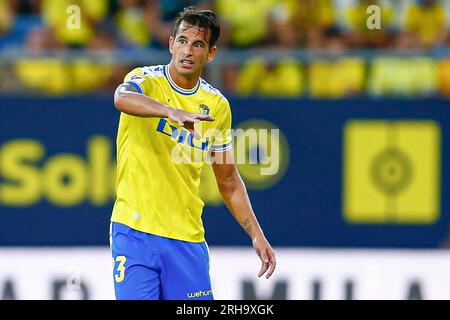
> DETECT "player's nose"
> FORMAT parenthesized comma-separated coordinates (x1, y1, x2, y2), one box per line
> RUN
(183, 44, 193, 56)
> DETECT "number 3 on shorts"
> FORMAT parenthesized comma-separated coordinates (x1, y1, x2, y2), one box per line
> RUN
(114, 256, 127, 283)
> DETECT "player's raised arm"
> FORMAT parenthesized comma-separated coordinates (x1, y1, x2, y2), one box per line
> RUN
(113, 82, 172, 118)
(211, 149, 277, 279)
(114, 83, 215, 138)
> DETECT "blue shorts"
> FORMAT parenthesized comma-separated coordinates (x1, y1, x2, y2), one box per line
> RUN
(110, 222, 213, 300)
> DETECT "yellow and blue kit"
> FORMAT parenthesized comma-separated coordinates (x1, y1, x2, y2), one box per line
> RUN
(110, 64, 232, 299)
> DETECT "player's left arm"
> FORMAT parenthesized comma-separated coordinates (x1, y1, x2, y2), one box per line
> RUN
(211, 150, 276, 279)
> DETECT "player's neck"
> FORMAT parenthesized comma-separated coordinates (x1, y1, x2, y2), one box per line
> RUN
(167, 63, 200, 89)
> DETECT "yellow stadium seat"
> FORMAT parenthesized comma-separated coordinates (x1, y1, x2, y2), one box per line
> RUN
(237, 57, 304, 97)
(368, 57, 437, 97)
(236, 58, 267, 96)
(14, 58, 71, 95)
(260, 58, 304, 97)
(309, 60, 329, 97)
(336, 58, 365, 95)
(71, 59, 113, 92)
(309, 58, 365, 98)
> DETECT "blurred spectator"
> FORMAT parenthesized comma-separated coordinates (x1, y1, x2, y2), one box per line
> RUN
(14, 22, 119, 95)
(16, 0, 42, 14)
(404, 0, 447, 48)
(115, 0, 152, 48)
(14, 26, 71, 94)
(72, 21, 117, 93)
(371, 1, 441, 97)
(394, 31, 422, 52)
(216, 0, 297, 96)
(24, 25, 49, 55)
(343, 0, 395, 48)
(146, 0, 212, 48)
(0, 0, 37, 49)
(41, 0, 109, 47)
(0, 0, 15, 36)
(438, 59, 450, 96)
(284, 0, 336, 49)
(87, 21, 117, 51)
(318, 24, 347, 54)
(1, 0, 44, 49)
(1, 0, 450, 97)
(215, 0, 287, 48)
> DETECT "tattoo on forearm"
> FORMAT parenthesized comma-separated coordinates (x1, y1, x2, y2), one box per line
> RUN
(242, 218, 253, 235)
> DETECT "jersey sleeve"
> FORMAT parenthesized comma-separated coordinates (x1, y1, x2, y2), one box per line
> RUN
(123, 67, 152, 96)
(210, 98, 232, 153)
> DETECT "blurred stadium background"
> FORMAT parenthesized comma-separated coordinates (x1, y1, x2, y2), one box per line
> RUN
(1, 0, 450, 300)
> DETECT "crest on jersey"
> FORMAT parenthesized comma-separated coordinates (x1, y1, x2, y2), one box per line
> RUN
(199, 104, 210, 115)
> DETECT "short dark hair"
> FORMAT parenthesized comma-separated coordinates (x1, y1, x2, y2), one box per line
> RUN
(173, 6, 220, 48)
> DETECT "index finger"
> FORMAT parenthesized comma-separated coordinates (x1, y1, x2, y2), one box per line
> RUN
(258, 261, 269, 278)
(195, 114, 215, 121)
(187, 127, 200, 140)
(265, 253, 276, 279)
(258, 250, 269, 278)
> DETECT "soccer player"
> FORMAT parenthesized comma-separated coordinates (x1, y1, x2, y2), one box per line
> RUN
(110, 6, 276, 300)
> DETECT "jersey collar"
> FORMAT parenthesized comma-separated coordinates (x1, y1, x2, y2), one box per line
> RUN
(163, 65, 200, 95)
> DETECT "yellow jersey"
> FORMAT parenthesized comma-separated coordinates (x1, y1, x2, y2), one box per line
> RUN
(111, 65, 232, 242)
(41, 0, 108, 46)
(406, 3, 445, 47)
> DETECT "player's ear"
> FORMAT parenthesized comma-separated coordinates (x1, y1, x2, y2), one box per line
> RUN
(169, 36, 174, 54)
(207, 46, 217, 63)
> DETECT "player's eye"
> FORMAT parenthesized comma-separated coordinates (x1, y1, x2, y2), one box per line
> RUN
(179, 39, 187, 44)
(195, 42, 205, 48)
